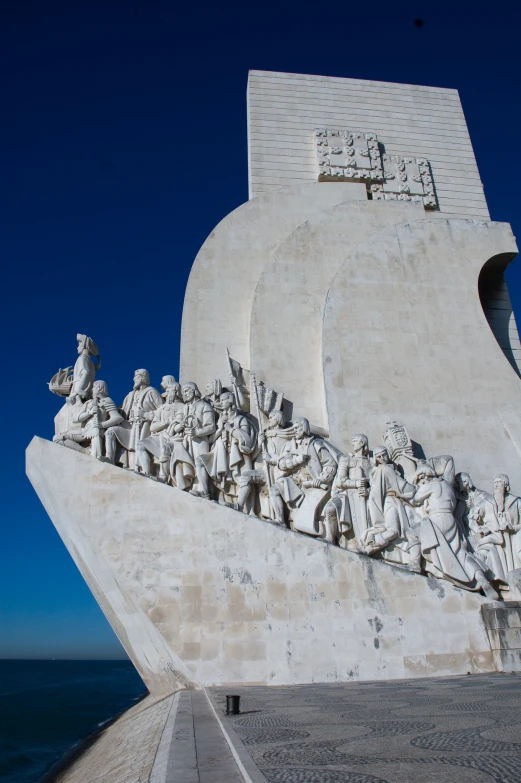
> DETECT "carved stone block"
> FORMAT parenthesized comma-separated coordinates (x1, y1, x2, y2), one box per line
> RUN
(372, 155, 437, 209)
(315, 128, 383, 183)
(383, 422, 414, 462)
(315, 128, 438, 210)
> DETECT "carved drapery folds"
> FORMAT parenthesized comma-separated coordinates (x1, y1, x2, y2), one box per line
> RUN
(314, 128, 437, 210)
(49, 336, 521, 600)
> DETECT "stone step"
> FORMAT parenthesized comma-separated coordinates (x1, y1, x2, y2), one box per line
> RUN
(150, 690, 247, 783)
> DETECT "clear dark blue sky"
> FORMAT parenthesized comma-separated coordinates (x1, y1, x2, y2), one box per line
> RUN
(1, 0, 520, 659)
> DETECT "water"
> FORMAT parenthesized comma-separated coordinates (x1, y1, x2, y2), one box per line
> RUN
(0, 660, 147, 783)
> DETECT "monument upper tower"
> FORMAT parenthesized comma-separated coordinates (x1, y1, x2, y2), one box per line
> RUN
(247, 69, 489, 220)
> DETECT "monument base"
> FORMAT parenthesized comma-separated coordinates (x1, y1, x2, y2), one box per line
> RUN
(481, 602, 521, 672)
(25, 437, 509, 696)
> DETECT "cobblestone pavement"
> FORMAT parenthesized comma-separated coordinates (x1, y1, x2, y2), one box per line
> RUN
(211, 673, 521, 783)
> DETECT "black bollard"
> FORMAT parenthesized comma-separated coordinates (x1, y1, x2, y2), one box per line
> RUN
(226, 694, 241, 715)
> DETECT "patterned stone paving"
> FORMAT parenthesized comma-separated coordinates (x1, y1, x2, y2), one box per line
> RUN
(211, 673, 521, 783)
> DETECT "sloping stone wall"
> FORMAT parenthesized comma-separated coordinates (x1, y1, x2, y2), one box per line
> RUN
(55, 695, 173, 783)
(28, 438, 496, 697)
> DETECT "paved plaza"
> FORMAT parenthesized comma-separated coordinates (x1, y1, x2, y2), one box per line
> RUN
(211, 673, 521, 783)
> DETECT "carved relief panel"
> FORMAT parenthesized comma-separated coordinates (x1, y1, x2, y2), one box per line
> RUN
(383, 421, 414, 461)
(315, 129, 383, 182)
(372, 155, 437, 209)
(314, 129, 437, 210)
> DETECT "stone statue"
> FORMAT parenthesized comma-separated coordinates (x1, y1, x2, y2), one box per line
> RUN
(266, 417, 338, 530)
(180, 382, 216, 477)
(469, 505, 509, 585)
(192, 391, 257, 506)
(254, 409, 290, 518)
(136, 378, 184, 481)
(413, 465, 499, 599)
(53, 397, 86, 452)
(259, 410, 291, 469)
(324, 433, 370, 547)
(165, 410, 197, 491)
(49, 334, 101, 401)
(50, 335, 102, 449)
(454, 471, 494, 537)
(70, 334, 101, 403)
(74, 380, 123, 458)
(105, 369, 162, 469)
(361, 446, 421, 571)
(53, 379, 122, 457)
(492, 473, 521, 573)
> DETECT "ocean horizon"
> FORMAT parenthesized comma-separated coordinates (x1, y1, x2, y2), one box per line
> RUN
(0, 659, 147, 783)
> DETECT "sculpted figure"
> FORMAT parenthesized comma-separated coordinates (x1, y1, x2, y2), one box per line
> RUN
(105, 369, 162, 468)
(454, 472, 494, 537)
(247, 409, 292, 519)
(180, 382, 216, 482)
(193, 391, 257, 506)
(54, 379, 122, 456)
(259, 410, 292, 475)
(492, 474, 521, 572)
(469, 506, 509, 585)
(70, 334, 101, 403)
(361, 446, 421, 571)
(265, 417, 338, 528)
(165, 411, 197, 491)
(136, 378, 184, 481)
(53, 397, 85, 452)
(324, 433, 370, 547)
(74, 380, 123, 458)
(414, 465, 499, 599)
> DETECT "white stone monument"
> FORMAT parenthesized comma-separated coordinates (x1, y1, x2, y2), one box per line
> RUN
(28, 71, 521, 696)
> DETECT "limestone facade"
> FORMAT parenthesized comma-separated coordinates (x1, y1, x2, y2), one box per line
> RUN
(247, 70, 489, 220)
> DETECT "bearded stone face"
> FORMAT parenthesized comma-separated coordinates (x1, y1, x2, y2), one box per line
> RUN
(455, 474, 470, 493)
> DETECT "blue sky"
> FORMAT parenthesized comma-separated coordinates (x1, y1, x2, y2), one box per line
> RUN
(1, 0, 520, 659)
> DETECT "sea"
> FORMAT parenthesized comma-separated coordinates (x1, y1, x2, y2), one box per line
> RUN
(0, 660, 147, 783)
